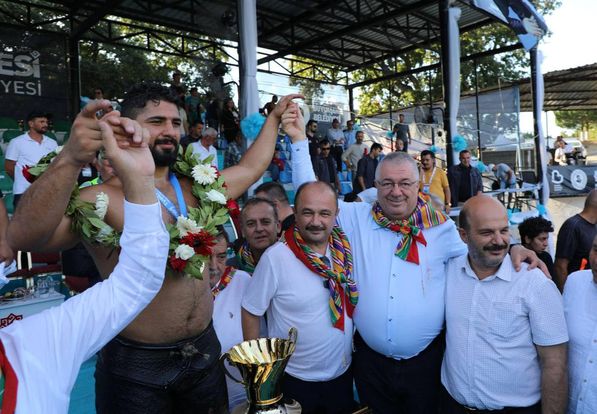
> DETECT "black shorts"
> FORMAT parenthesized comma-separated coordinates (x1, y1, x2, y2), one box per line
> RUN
(95, 321, 228, 414)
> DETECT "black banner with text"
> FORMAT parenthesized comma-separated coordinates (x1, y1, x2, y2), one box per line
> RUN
(0, 27, 69, 122)
(547, 165, 596, 197)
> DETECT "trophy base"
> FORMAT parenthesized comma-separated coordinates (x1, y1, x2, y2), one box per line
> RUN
(231, 399, 302, 414)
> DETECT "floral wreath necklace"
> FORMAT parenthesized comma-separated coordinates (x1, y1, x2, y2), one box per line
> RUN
(26, 146, 235, 279)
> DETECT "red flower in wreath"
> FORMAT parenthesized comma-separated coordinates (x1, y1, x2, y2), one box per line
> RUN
(169, 255, 187, 272)
(22, 166, 35, 183)
(226, 199, 240, 218)
(180, 230, 216, 257)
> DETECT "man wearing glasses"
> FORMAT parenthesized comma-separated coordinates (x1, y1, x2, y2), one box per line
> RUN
(280, 103, 544, 413)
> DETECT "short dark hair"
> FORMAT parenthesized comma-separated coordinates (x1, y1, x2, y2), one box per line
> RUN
(94, 87, 104, 94)
(241, 197, 279, 224)
(26, 110, 48, 123)
(518, 216, 554, 244)
(254, 181, 289, 204)
(320, 139, 331, 147)
(294, 181, 337, 210)
(459, 208, 470, 231)
(121, 82, 179, 119)
(190, 120, 204, 128)
(215, 224, 230, 244)
(420, 149, 435, 159)
(306, 120, 318, 128)
(459, 149, 471, 157)
(371, 143, 382, 152)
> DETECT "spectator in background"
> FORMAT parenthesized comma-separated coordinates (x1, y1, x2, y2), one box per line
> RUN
(190, 127, 218, 169)
(255, 181, 295, 234)
(205, 96, 220, 129)
(180, 120, 204, 150)
(306, 119, 320, 159)
(94, 87, 104, 100)
(419, 150, 451, 213)
(343, 119, 357, 149)
(318, 139, 341, 191)
(555, 189, 597, 291)
(326, 118, 345, 172)
(267, 147, 285, 182)
(447, 150, 483, 206)
(4, 110, 58, 209)
(554, 140, 567, 166)
(173, 86, 189, 138)
(169, 70, 182, 91)
(393, 113, 411, 152)
(355, 143, 382, 194)
(185, 87, 202, 125)
(221, 98, 240, 143)
(263, 95, 278, 116)
(224, 130, 244, 169)
(518, 216, 556, 278)
(488, 162, 516, 190)
(342, 130, 368, 179)
(396, 138, 405, 152)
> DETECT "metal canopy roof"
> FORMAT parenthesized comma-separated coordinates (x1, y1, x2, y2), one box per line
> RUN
(4, 0, 501, 81)
(519, 63, 597, 111)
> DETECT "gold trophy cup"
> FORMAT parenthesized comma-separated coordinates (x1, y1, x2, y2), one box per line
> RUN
(222, 328, 300, 414)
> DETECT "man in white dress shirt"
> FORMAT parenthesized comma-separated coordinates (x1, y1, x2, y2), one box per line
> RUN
(190, 126, 218, 168)
(4, 111, 58, 209)
(242, 181, 356, 414)
(279, 102, 545, 413)
(0, 105, 169, 413)
(563, 233, 597, 414)
(441, 195, 568, 414)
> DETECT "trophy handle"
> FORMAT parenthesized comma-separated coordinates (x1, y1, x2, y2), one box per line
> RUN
(219, 353, 246, 385)
(288, 327, 298, 345)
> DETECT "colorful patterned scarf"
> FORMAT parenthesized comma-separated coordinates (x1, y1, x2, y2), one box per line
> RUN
(371, 195, 448, 264)
(211, 266, 236, 299)
(283, 225, 357, 331)
(237, 241, 256, 274)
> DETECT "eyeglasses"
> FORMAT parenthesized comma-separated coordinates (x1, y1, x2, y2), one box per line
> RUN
(376, 180, 419, 191)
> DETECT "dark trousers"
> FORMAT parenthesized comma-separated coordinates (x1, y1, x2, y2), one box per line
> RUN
(282, 367, 356, 414)
(332, 145, 344, 172)
(439, 386, 541, 414)
(95, 321, 227, 414)
(353, 332, 444, 414)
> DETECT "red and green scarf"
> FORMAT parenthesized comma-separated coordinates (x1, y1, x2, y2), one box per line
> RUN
(211, 266, 236, 299)
(371, 195, 448, 264)
(283, 225, 358, 331)
(237, 241, 256, 274)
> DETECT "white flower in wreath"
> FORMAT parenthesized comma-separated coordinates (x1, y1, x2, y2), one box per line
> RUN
(176, 216, 202, 237)
(55, 145, 63, 154)
(95, 192, 109, 220)
(205, 189, 226, 205)
(96, 226, 115, 244)
(175, 244, 195, 260)
(191, 164, 217, 185)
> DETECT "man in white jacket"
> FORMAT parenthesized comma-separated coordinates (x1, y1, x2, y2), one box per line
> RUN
(0, 102, 169, 414)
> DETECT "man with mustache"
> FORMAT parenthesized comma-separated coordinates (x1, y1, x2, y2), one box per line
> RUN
(441, 195, 568, 414)
(236, 197, 280, 273)
(281, 103, 546, 413)
(190, 126, 218, 168)
(242, 181, 357, 414)
(7, 82, 302, 413)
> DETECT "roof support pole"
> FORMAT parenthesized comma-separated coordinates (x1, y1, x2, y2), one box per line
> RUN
(440, 0, 454, 167)
(68, 16, 80, 121)
(530, 47, 545, 202)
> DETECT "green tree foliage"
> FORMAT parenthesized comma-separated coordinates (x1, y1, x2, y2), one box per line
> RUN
(555, 110, 597, 139)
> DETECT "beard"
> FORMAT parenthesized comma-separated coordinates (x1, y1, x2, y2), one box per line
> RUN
(151, 137, 179, 167)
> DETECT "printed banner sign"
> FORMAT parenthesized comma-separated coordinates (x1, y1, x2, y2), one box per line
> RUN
(547, 166, 596, 197)
(0, 27, 69, 121)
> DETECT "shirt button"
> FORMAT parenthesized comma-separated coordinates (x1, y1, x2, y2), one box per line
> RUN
(584, 379, 587, 383)
(392, 273, 396, 277)
(390, 296, 394, 299)
(590, 360, 594, 364)
(389, 318, 392, 322)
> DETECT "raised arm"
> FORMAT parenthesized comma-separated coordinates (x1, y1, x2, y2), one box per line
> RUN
(281, 102, 317, 188)
(220, 94, 304, 199)
(7, 100, 137, 252)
